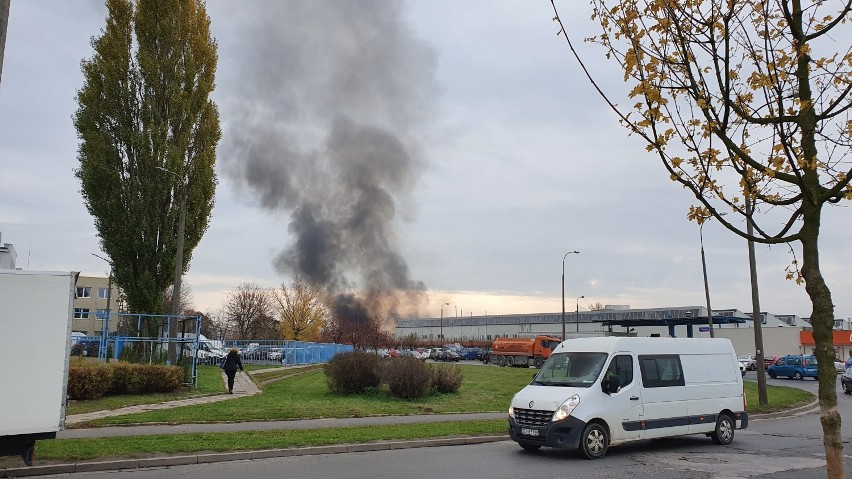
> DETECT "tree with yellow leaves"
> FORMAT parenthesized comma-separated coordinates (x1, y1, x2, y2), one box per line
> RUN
(551, 1, 851, 476)
(275, 278, 329, 341)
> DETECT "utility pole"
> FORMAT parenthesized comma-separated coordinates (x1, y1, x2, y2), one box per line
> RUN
(746, 200, 768, 406)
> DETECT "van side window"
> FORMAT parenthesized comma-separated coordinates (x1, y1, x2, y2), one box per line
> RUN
(605, 354, 633, 388)
(638, 354, 685, 388)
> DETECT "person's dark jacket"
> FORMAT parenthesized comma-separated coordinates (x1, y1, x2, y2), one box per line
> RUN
(222, 351, 243, 372)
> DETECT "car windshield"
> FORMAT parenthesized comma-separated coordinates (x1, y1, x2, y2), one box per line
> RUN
(533, 352, 608, 387)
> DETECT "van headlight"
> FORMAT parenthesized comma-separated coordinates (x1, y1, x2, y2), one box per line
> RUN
(552, 394, 580, 422)
(508, 406, 515, 419)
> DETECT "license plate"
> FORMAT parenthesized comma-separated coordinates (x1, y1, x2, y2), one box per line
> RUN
(520, 427, 539, 437)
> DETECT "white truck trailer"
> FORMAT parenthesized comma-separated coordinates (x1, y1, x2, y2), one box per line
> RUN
(0, 270, 77, 465)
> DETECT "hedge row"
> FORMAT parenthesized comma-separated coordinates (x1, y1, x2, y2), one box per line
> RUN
(324, 352, 464, 399)
(67, 360, 185, 400)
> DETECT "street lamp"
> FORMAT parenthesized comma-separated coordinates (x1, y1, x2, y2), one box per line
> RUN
(561, 251, 580, 340)
(576, 295, 584, 332)
(91, 253, 113, 314)
(440, 302, 450, 342)
(156, 166, 188, 319)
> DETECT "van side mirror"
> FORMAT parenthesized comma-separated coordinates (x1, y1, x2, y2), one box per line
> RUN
(602, 375, 621, 394)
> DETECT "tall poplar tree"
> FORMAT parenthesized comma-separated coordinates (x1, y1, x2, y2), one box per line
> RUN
(74, 0, 220, 314)
(551, 1, 851, 477)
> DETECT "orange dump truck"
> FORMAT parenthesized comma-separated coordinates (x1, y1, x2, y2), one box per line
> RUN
(490, 335, 562, 368)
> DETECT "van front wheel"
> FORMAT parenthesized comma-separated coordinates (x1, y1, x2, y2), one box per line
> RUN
(578, 423, 608, 459)
(710, 414, 734, 445)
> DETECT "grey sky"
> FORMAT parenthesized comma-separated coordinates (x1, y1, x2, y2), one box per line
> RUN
(1, 1, 849, 321)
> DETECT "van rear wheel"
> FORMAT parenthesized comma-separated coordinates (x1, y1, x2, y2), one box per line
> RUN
(710, 414, 734, 445)
(793, 371, 803, 380)
(578, 423, 608, 459)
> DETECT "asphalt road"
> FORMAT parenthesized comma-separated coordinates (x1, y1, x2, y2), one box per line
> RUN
(44, 371, 852, 479)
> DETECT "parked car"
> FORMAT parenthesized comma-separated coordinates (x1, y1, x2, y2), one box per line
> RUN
(267, 347, 286, 362)
(739, 362, 746, 377)
(763, 355, 780, 368)
(399, 349, 426, 361)
(767, 354, 818, 380)
(842, 367, 852, 395)
(433, 348, 461, 362)
(737, 354, 757, 371)
(833, 358, 845, 373)
(478, 348, 491, 363)
(459, 348, 480, 360)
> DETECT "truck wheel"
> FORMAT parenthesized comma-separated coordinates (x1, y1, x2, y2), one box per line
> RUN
(506, 356, 515, 367)
(497, 356, 505, 367)
(534, 357, 544, 369)
(710, 414, 734, 445)
(578, 423, 608, 459)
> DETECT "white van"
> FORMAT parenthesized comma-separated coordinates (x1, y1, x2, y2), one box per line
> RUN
(508, 336, 748, 459)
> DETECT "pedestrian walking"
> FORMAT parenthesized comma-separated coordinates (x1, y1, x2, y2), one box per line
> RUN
(221, 347, 244, 394)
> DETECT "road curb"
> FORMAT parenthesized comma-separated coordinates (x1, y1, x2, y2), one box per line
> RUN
(0, 435, 509, 478)
(750, 399, 820, 421)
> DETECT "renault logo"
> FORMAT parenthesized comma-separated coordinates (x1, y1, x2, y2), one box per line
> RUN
(529, 401, 534, 408)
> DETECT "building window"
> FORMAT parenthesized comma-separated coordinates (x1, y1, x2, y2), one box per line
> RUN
(98, 287, 110, 299)
(74, 308, 90, 319)
(76, 287, 92, 298)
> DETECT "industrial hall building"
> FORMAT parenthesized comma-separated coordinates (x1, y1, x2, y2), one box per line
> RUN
(395, 305, 852, 359)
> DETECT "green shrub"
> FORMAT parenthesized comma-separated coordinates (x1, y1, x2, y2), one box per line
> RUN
(324, 351, 381, 394)
(383, 357, 433, 399)
(432, 363, 464, 394)
(67, 363, 114, 400)
(70, 361, 185, 399)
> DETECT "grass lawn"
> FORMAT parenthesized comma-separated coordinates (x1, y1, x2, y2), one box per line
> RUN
(34, 420, 507, 462)
(744, 380, 814, 413)
(78, 364, 813, 427)
(84, 365, 534, 426)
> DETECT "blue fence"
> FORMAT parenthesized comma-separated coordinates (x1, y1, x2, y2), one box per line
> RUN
(215, 340, 354, 366)
(70, 312, 353, 386)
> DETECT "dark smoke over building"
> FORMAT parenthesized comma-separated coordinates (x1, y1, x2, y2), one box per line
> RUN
(220, 1, 437, 321)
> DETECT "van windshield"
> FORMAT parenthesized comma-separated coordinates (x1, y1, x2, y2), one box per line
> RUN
(533, 352, 608, 387)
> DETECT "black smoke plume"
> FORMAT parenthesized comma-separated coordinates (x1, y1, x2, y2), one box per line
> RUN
(220, 0, 437, 321)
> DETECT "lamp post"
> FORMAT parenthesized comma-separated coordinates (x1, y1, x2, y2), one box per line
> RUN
(561, 251, 580, 340)
(91, 253, 112, 314)
(576, 295, 584, 332)
(440, 302, 450, 342)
